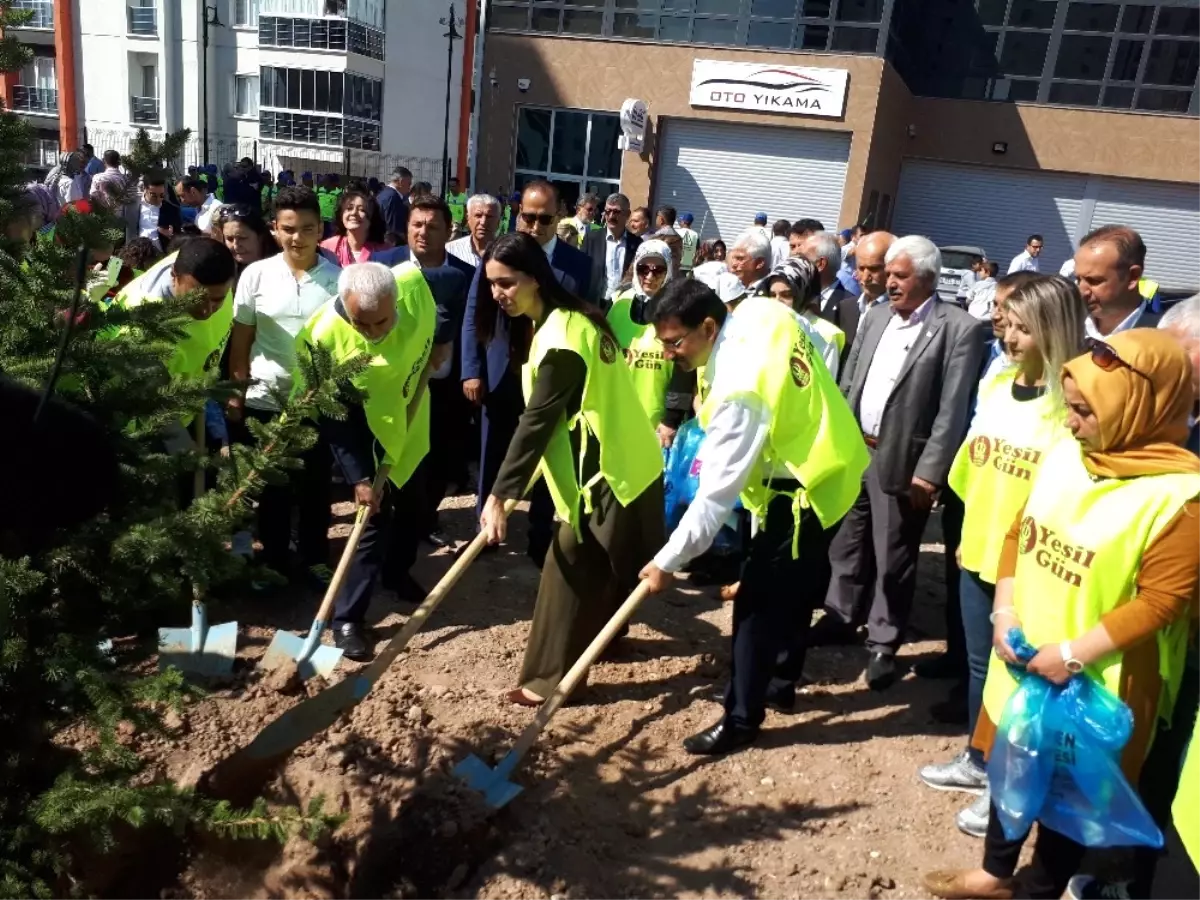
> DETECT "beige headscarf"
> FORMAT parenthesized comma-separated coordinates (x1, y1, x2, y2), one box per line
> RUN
(1061, 329, 1199, 479)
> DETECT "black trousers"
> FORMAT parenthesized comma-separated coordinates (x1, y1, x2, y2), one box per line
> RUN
(421, 374, 471, 534)
(724, 492, 828, 731)
(332, 463, 426, 626)
(940, 492, 968, 671)
(476, 368, 554, 560)
(234, 407, 332, 573)
(1150, 821, 1199, 899)
(981, 803, 1086, 899)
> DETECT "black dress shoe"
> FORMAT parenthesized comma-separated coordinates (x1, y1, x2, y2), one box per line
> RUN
(425, 530, 451, 550)
(913, 653, 965, 680)
(806, 615, 862, 647)
(334, 622, 372, 661)
(682, 719, 758, 755)
(866, 652, 899, 691)
(765, 683, 796, 713)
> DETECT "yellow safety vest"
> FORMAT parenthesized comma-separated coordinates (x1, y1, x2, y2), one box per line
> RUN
(295, 262, 436, 489)
(698, 296, 868, 546)
(607, 288, 672, 425)
(1138, 278, 1160, 301)
(521, 307, 661, 535)
(1173, 716, 1199, 867)
(981, 439, 1200, 727)
(115, 252, 233, 382)
(803, 310, 845, 358)
(317, 188, 339, 223)
(949, 371, 1064, 583)
(446, 191, 468, 225)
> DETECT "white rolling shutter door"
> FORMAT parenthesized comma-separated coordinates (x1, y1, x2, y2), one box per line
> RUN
(893, 160, 1088, 268)
(1091, 178, 1200, 292)
(653, 118, 850, 242)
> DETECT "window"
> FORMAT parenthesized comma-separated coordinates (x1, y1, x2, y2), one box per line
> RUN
(141, 64, 157, 98)
(1143, 39, 1199, 87)
(999, 31, 1049, 77)
(259, 66, 380, 121)
(234, 74, 259, 117)
(514, 107, 622, 202)
(234, 0, 259, 27)
(1064, 2, 1118, 33)
(1054, 34, 1110, 80)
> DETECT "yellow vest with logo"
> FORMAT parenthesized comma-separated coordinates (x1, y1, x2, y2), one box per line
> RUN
(446, 191, 468, 225)
(1138, 278, 1160, 301)
(698, 296, 868, 546)
(1173, 716, 1199, 867)
(296, 262, 436, 489)
(114, 252, 233, 382)
(607, 289, 672, 425)
(949, 372, 1064, 583)
(521, 307, 661, 534)
(803, 310, 846, 357)
(981, 439, 1200, 727)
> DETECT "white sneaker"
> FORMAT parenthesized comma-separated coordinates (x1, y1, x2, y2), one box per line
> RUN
(919, 750, 988, 794)
(956, 790, 990, 839)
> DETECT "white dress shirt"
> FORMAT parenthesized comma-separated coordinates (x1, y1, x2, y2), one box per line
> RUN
(1007, 249, 1039, 274)
(604, 230, 628, 299)
(770, 235, 789, 269)
(857, 295, 936, 438)
(858, 291, 887, 316)
(196, 194, 224, 232)
(541, 235, 557, 260)
(446, 234, 484, 267)
(1085, 301, 1148, 340)
(819, 282, 839, 316)
(138, 202, 161, 239)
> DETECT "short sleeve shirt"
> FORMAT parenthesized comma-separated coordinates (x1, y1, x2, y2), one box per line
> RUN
(234, 254, 342, 410)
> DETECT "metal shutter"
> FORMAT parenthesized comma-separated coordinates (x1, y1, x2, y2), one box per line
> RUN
(893, 160, 1088, 272)
(1091, 177, 1200, 292)
(652, 118, 851, 242)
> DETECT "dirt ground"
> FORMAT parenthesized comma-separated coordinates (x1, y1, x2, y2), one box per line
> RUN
(125, 491, 990, 899)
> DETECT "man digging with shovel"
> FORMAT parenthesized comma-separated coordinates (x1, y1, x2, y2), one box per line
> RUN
(638, 279, 869, 755)
(295, 261, 438, 661)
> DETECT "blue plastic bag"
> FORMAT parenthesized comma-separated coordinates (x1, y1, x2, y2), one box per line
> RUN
(662, 418, 741, 554)
(988, 627, 1163, 848)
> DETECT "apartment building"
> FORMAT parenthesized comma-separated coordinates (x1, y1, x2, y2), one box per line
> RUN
(5, 0, 62, 173)
(478, 0, 1200, 292)
(7, 0, 470, 181)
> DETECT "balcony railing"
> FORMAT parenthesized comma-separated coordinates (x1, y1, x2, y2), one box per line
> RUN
(127, 6, 158, 36)
(11, 0, 54, 29)
(130, 95, 159, 125)
(12, 85, 58, 115)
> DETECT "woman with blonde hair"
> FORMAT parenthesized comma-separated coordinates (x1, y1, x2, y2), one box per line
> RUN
(924, 327, 1200, 899)
(918, 275, 1089, 838)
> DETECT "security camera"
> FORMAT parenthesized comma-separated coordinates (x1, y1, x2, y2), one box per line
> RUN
(517, 78, 530, 93)
(489, 67, 498, 88)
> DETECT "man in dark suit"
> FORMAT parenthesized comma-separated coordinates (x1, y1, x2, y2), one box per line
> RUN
(801, 230, 860, 350)
(377, 166, 412, 240)
(812, 235, 989, 690)
(581, 192, 641, 306)
(388, 196, 475, 591)
(460, 181, 590, 565)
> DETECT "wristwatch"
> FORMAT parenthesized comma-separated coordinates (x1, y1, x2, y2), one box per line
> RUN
(1059, 640, 1085, 674)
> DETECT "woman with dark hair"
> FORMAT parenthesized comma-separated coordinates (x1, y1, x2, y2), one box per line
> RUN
(477, 232, 665, 707)
(320, 188, 389, 265)
(214, 204, 277, 285)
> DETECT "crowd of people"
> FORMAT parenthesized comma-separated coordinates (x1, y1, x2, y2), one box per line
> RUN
(11, 144, 1199, 900)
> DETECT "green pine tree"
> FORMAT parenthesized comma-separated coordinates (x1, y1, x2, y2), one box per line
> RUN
(0, 5, 359, 894)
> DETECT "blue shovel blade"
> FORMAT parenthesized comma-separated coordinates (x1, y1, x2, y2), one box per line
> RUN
(157, 621, 237, 678)
(262, 630, 344, 681)
(453, 754, 525, 809)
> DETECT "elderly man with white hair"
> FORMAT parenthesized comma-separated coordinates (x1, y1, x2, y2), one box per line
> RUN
(799, 229, 860, 350)
(727, 228, 772, 291)
(295, 261, 438, 661)
(1160, 294, 1200, 453)
(809, 235, 989, 691)
(447, 193, 501, 267)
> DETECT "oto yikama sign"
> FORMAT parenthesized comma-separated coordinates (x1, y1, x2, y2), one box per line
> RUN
(689, 60, 849, 118)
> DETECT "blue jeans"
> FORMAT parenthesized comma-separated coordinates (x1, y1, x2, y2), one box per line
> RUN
(960, 568, 995, 767)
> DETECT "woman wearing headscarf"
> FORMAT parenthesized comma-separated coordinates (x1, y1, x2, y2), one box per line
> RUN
(917, 275, 1088, 838)
(607, 239, 675, 426)
(924, 329, 1200, 900)
(756, 256, 842, 381)
(477, 233, 664, 707)
(44, 150, 90, 208)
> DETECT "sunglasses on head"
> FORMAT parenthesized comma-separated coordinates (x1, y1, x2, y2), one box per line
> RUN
(637, 263, 667, 276)
(519, 211, 555, 227)
(216, 204, 256, 224)
(1086, 337, 1154, 388)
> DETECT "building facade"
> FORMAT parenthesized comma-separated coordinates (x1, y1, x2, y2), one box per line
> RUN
(7, 0, 468, 183)
(476, 0, 1200, 292)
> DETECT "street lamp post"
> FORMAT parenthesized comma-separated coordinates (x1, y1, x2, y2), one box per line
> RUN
(201, 3, 224, 167)
(439, 4, 462, 199)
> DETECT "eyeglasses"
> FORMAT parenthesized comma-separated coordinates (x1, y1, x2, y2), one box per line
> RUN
(214, 204, 257, 225)
(1086, 338, 1155, 390)
(519, 211, 555, 227)
(657, 328, 695, 351)
(604, 207, 625, 217)
(636, 264, 667, 276)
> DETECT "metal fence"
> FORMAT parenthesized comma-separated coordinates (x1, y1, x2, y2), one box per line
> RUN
(80, 128, 444, 186)
(12, 86, 57, 115)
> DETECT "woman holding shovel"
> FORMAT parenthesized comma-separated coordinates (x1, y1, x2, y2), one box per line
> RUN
(477, 233, 664, 707)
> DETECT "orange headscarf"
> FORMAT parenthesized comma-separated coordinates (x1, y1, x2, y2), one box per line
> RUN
(1061, 329, 1199, 479)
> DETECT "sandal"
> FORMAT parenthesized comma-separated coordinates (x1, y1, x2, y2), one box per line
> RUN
(922, 869, 1014, 900)
(505, 688, 544, 707)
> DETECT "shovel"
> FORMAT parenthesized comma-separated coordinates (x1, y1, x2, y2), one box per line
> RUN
(454, 580, 653, 809)
(260, 470, 387, 681)
(200, 498, 519, 806)
(159, 414, 238, 678)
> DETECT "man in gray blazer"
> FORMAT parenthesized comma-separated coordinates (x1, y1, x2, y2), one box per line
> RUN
(812, 235, 989, 691)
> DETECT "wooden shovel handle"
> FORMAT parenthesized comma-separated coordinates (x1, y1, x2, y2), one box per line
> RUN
(507, 580, 653, 766)
(311, 468, 389, 625)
